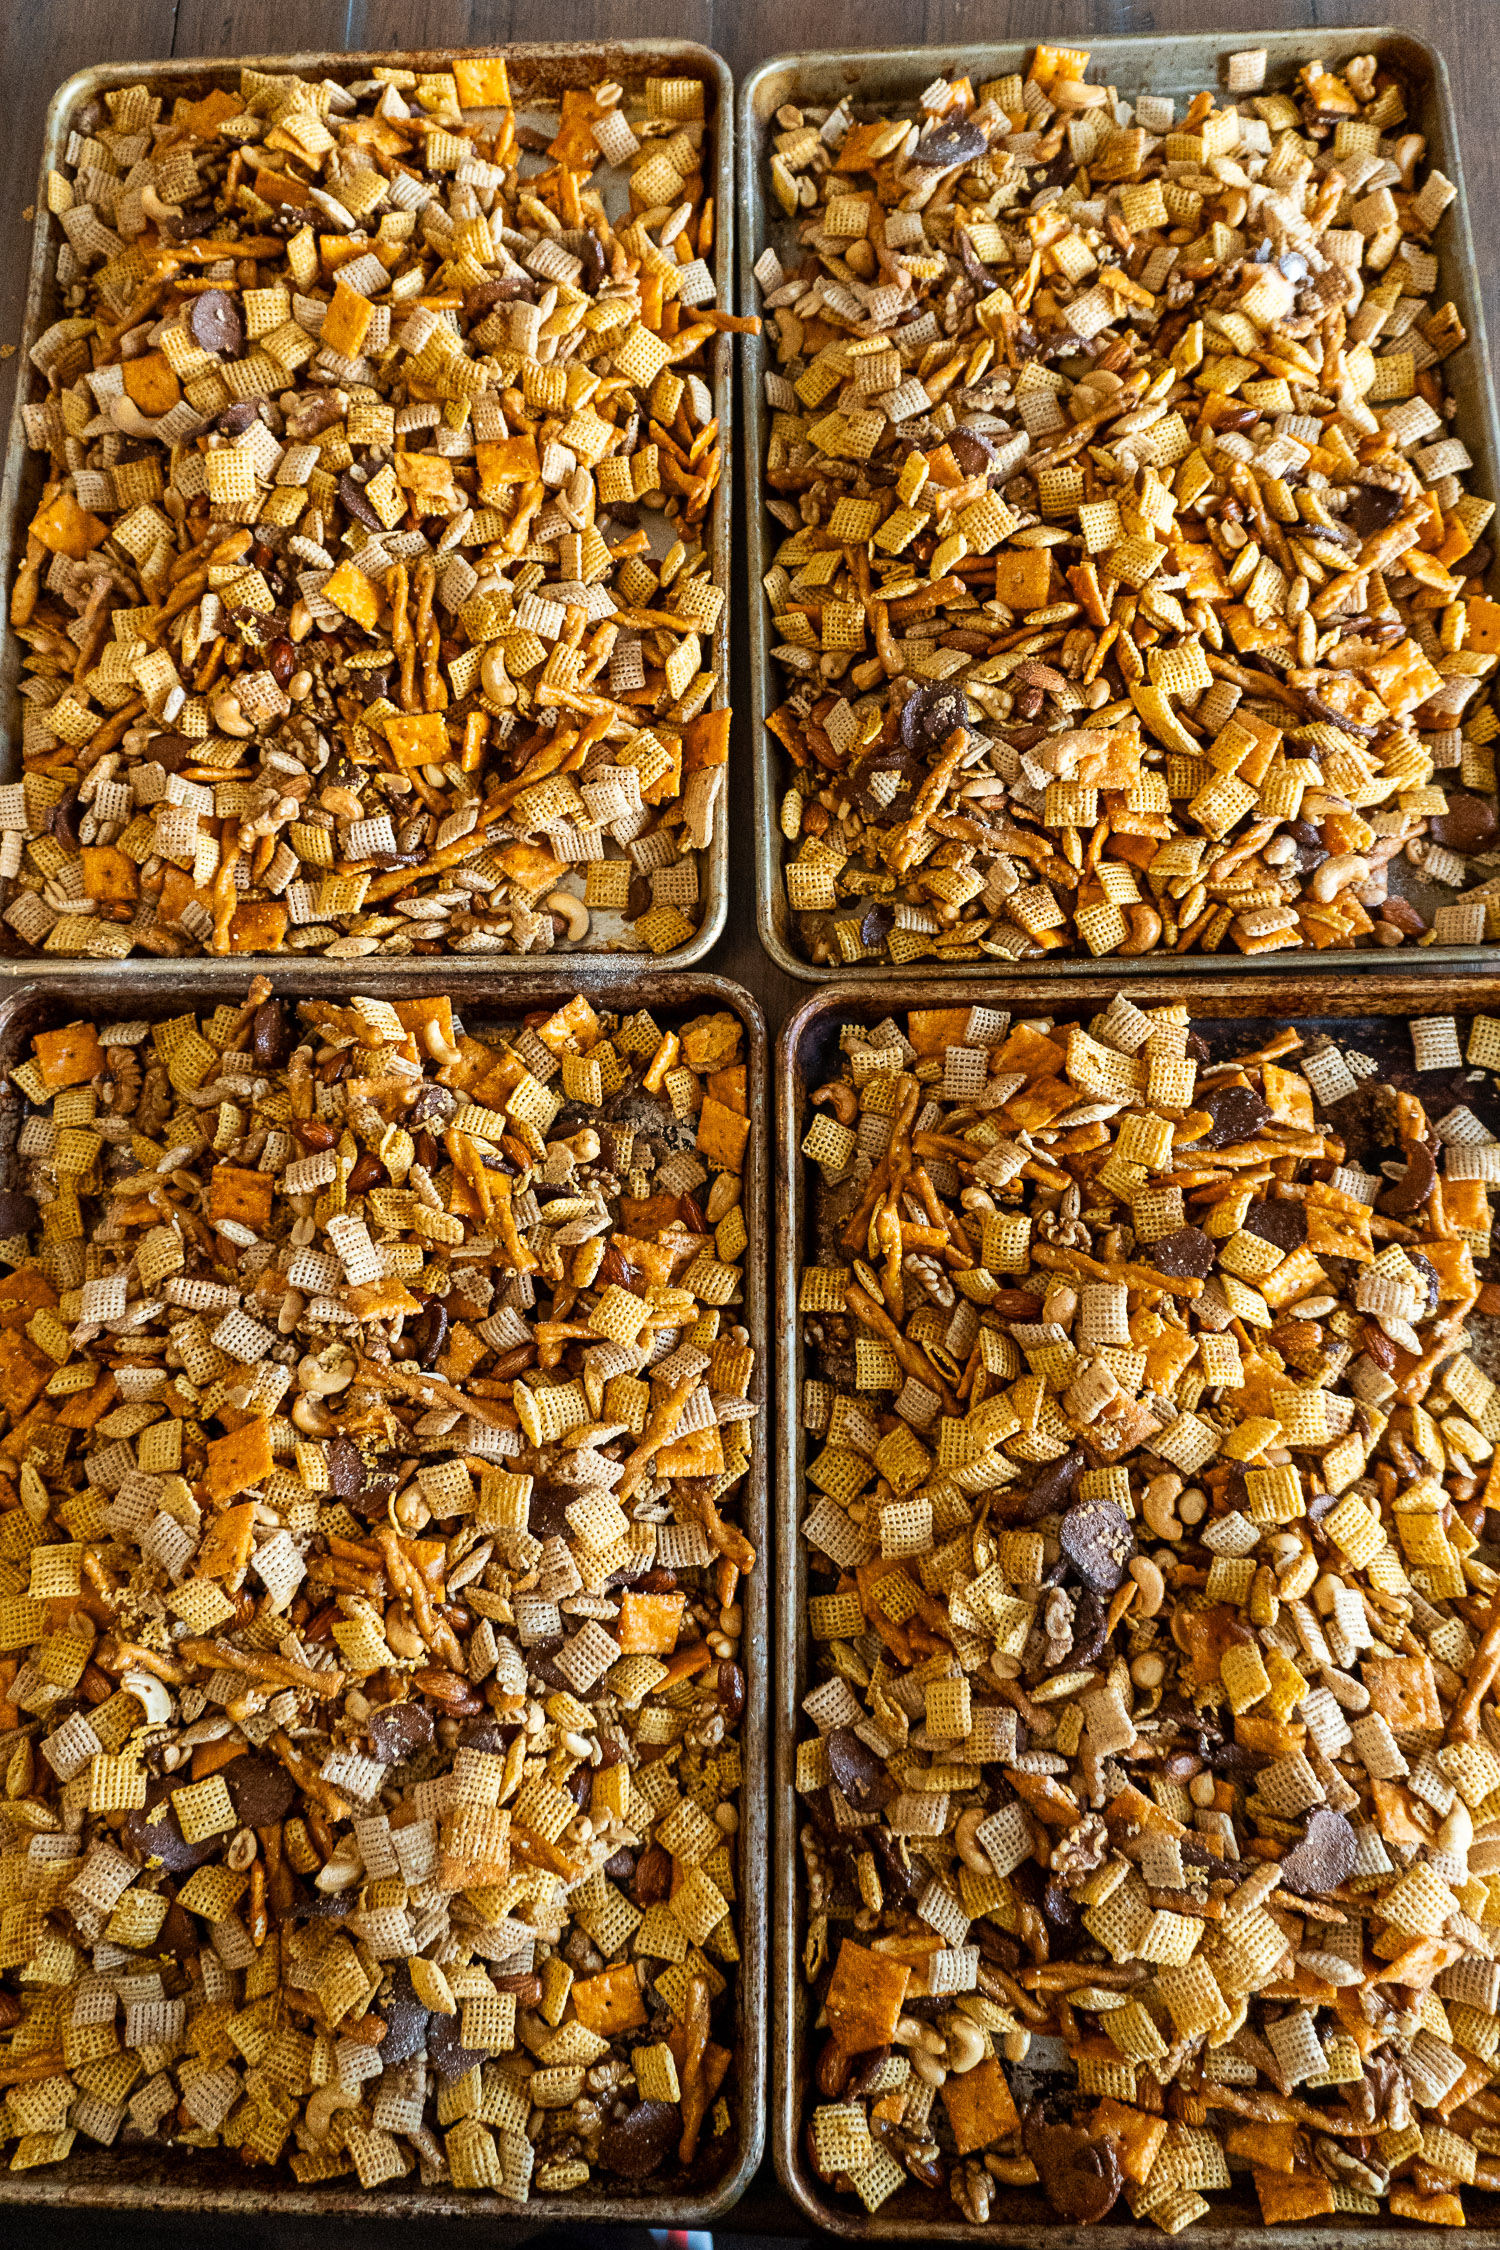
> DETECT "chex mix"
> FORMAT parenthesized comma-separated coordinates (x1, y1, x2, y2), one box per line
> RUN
(12, 63, 749, 960)
(0, 984, 757, 2196)
(754, 46, 1500, 967)
(796, 993, 1500, 2226)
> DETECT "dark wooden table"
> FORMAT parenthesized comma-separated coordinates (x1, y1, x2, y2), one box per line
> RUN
(0, 0, 1491, 2238)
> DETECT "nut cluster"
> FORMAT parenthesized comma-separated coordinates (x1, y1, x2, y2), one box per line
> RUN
(754, 45, 1500, 968)
(12, 62, 748, 961)
(796, 993, 1500, 2228)
(0, 982, 758, 2199)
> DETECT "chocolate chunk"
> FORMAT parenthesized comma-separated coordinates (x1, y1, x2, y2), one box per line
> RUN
(599, 2100, 681, 2180)
(327, 1434, 366, 1500)
(1198, 1084, 1271, 1148)
(366, 1700, 434, 1765)
(948, 428, 998, 478)
(457, 1717, 510, 1755)
(223, 1752, 295, 1828)
(251, 998, 292, 1069)
(1023, 2111, 1124, 2223)
(1149, 1224, 1217, 1279)
(338, 469, 384, 529)
(899, 681, 972, 753)
(0, 1189, 38, 1235)
(406, 1080, 456, 1128)
(1408, 1247, 1441, 1316)
(827, 1726, 896, 1812)
(528, 1483, 574, 1541)
(380, 1961, 431, 2064)
(1348, 481, 1403, 538)
(1243, 1197, 1308, 1251)
(870, 1824, 924, 1905)
(1379, 1141, 1436, 1217)
(218, 400, 259, 437)
(1278, 1806, 1358, 1894)
(189, 289, 243, 356)
(410, 1297, 449, 1371)
(283, 388, 346, 441)
(463, 275, 536, 323)
(124, 1780, 219, 1872)
(154, 1900, 200, 1959)
(850, 743, 924, 820)
(428, 2005, 490, 2081)
(912, 120, 987, 168)
(1003, 1445, 1086, 1525)
(302, 1887, 357, 1920)
(1430, 793, 1497, 853)
(143, 736, 194, 778)
(1067, 1587, 1109, 1668)
(1059, 1498, 1134, 1593)
(1042, 1879, 1083, 1937)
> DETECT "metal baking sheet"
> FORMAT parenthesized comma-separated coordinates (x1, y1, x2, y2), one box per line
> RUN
(0, 41, 736, 979)
(0, 964, 768, 2226)
(775, 968, 1500, 2237)
(740, 29, 1500, 983)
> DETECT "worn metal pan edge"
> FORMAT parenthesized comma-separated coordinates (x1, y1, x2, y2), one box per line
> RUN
(740, 29, 1500, 985)
(775, 967, 1500, 2236)
(0, 41, 734, 975)
(0, 963, 766, 2227)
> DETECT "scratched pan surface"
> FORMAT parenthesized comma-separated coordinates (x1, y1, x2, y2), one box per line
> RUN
(775, 969, 1500, 2237)
(0, 965, 767, 2225)
(740, 29, 1500, 984)
(0, 41, 734, 981)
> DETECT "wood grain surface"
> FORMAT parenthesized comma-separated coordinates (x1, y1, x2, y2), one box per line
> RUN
(0, 5, 1491, 2236)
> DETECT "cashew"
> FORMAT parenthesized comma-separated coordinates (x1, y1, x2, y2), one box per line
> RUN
(986, 2155, 1040, 2186)
(1142, 1472, 1184, 1542)
(140, 184, 180, 228)
(305, 2083, 357, 2140)
(1119, 901, 1164, 955)
(298, 1342, 356, 1396)
(541, 889, 590, 942)
(108, 394, 173, 441)
(289, 598, 314, 642)
(812, 1081, 858, 1127)
(121, 1667, 172, 1723)
(385, 1604, 425, 1660)
(894, 2014, 946, 2054)
(1439, 1800, 1473, 1871)
(210, 689, 255, 739)
(291, 1393, 333, 1437)
(1003, 2026, 1032, 2066)
(910, 2048, 948, 2087)
(1310, 852, 1369, 905)
(955, 1806, 991, 1873)
(391, 1487, 431, 1534)
(1128, 1554, 1165, 1616)
(944, 2013, 988, 2074)
(1393, 133, 1426, 189)
(480, 643, 517, 707)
